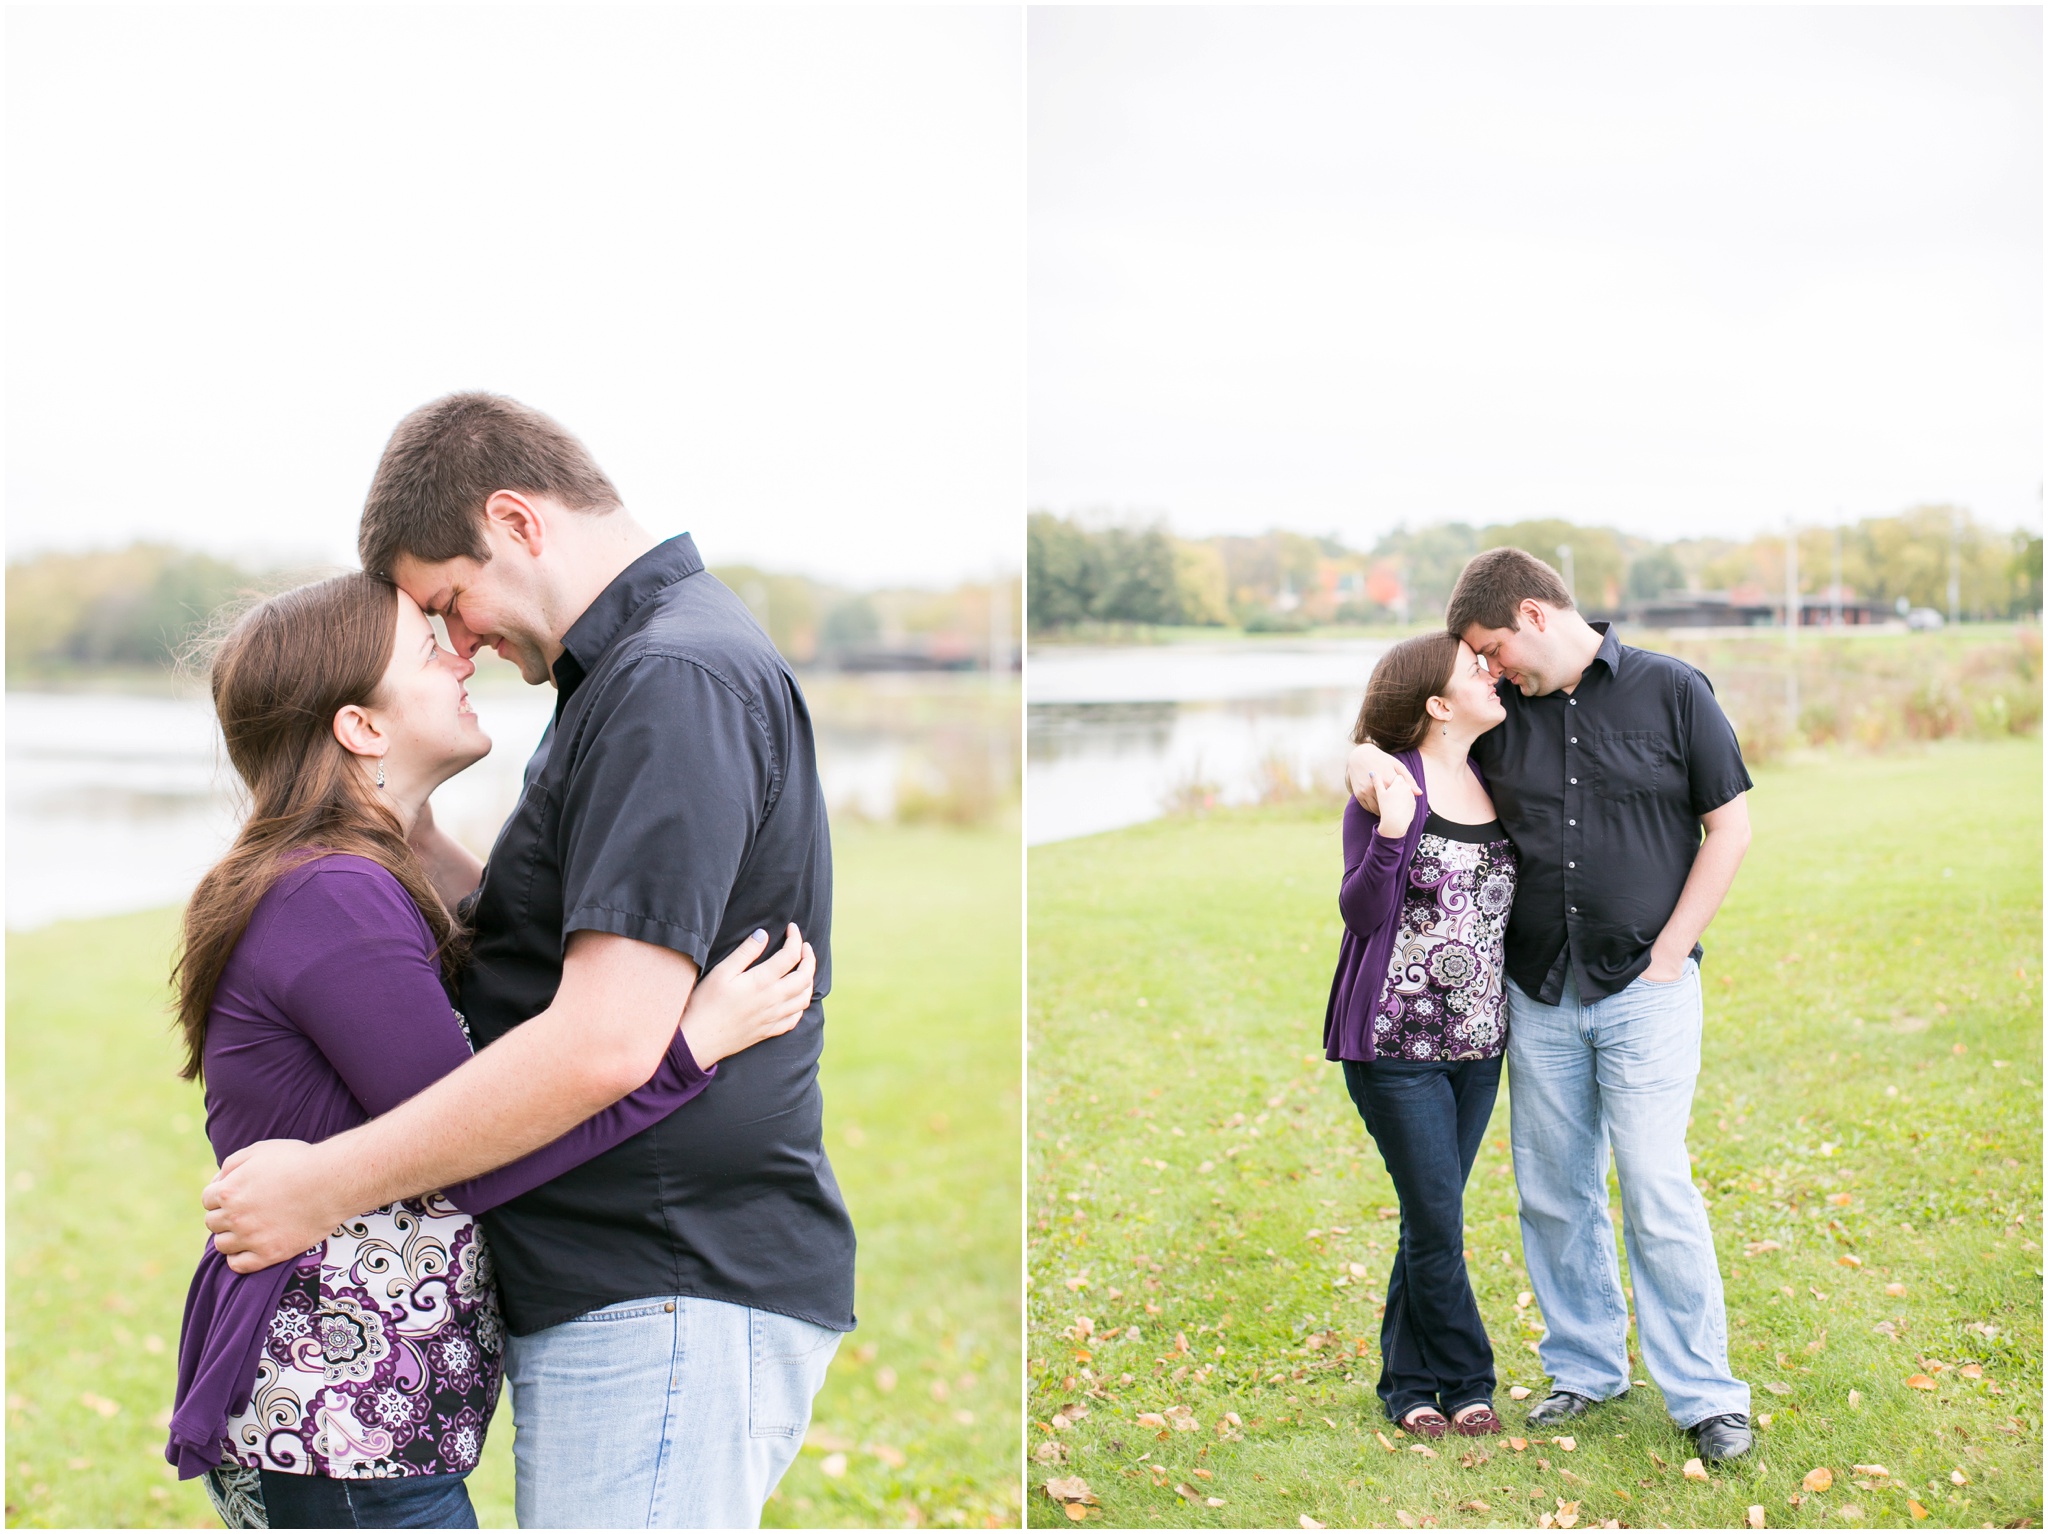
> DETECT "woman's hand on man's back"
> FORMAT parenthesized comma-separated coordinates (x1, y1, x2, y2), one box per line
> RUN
(680, 924, 816, 1068)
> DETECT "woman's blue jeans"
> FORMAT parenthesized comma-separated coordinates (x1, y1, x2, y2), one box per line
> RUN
(1342, 1055, 1502, 1421)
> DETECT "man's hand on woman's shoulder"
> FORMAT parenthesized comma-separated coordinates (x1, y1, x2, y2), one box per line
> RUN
(1345, 741, 1416, 814)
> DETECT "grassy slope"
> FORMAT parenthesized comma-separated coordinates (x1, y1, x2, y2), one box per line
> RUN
(1027, 739, 2042, 1530)
(6, 823, 1020, 1529)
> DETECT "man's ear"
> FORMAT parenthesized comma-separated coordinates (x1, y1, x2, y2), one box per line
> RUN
(1520, 598, 1551, 633)
(483, 490, 547, 558)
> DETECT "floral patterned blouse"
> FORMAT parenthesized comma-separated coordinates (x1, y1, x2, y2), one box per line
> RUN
(221, 1197, 503, 1478)
(1372, 812, 1518, 1061)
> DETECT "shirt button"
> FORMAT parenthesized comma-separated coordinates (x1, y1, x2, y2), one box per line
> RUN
(1569, 819, 1576, 825)
(1570, 906, 1578, 914)
(1570, 777, 1577, 784)
(1568, 861, 1576, 868)
(1570, 737, 1578, 744)
(1569, 699, 1577, 706)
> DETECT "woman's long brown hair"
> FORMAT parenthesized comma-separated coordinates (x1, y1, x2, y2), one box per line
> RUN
(173, 573, 466, 1083)
(1351, 631, 1463, 754)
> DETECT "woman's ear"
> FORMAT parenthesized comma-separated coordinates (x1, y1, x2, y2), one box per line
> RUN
(332, 703, 387, 764)
(1425, 693, 1454, 723)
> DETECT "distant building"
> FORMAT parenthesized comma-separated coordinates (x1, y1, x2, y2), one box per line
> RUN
(1594, 589, 1883, 629)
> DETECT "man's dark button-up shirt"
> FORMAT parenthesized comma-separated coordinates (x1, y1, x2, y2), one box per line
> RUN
(460, 533, 854, 1337)
(1470, 623, 1752, 1004)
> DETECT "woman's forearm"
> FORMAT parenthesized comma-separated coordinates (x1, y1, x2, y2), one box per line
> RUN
(411, 811, 485, 908)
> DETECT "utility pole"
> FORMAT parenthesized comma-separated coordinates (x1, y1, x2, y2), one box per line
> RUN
(989, 564, 1012, 798)
(1830, 517, 1843, 629)
(1947, 509, 1962, 626)
(1556, 544, 1575, 604)
(1785, 519, 1799, 734)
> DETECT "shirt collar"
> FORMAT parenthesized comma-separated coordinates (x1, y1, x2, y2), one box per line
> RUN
(1586, 620, 1623, 677)
(552, 533, 704, 701)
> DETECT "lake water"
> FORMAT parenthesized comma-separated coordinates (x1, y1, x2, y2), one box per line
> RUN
(1025, 638, 1389, 845)
(6, 684, 944, 930)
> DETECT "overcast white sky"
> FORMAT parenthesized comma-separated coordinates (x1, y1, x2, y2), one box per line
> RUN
(1030, 7, 2042, 546)
(7, 7, 1023, 589)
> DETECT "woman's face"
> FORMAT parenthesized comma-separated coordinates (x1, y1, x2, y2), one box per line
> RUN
(368, 591, 492, 789)
(1436, 640, 1507, 733)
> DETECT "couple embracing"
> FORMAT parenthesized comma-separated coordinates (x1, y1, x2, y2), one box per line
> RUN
(166, 394, 855, 1529)
(1328, 548, 1757, 1465)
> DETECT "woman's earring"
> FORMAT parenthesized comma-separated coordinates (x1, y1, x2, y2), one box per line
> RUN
(375, 759, 386, 789)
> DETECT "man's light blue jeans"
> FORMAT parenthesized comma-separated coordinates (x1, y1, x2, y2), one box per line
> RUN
(1505, 958, 1749, 1428)
(504, 1295, 843, 1529)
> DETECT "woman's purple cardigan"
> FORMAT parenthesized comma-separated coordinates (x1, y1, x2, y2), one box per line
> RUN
(1322, 748, 1487, 1063)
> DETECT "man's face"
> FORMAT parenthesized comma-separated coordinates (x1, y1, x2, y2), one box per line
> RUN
(389, 550, 556, 687)
(1461, 607, 1556, 697)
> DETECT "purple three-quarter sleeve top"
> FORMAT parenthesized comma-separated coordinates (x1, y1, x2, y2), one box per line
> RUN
(1323, 750, 1496, 1063)
(166, 853, 716, 1479)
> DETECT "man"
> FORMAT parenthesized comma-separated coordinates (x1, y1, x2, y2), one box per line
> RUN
(203, 393, 856, 1526)
(1348, 546, 1754, 1464)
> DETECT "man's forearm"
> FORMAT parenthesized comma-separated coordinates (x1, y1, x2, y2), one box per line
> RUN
(307, 1001, 649, 1215)
(1652, 823, 1749, 962)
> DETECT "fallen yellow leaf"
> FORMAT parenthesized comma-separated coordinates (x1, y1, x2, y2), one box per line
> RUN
(1553, 1436, 1577, 1451)
(1850, 1464, 1890, 1478)
(1802, 1467, 1833, 1494)
(1960, 1364, 1984, 1380)
(1044, 1476, 1097, 1506)
(1746, 1506, 1765, 1529)
(1508, 1385, 1532, 1400)
(1906, 1374, 1936, 1390)
(820, 1453, 848, 1479)
(1063, 1504, 1087, 1523)
(1507, 1436, 1528, 1451)
(1205, 1497, 1225, 1508)
(1300, 1517, 1326, 1531)
(1907, 1499, 1929, 1520)
(1837, 1253, 1862, 1268)
(1950, 1469, 1968, 1486)
(1884, 1282, 1907, 1297)
(1683, 1458, 1709, 1482)
(1135, 1412, 1166, 1428)
(1375, 1430, 1397, 1452)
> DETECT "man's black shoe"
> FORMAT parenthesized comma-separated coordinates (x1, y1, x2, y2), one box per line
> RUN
(1690, 1413, 1754, 1463)
(1523, 1390, 1598, 1427)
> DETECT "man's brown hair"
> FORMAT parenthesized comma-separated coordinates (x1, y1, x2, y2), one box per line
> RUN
(1351, 631, 1462, 754)
(1444, 545, 1573, 637)
(358, 393, 621, 578)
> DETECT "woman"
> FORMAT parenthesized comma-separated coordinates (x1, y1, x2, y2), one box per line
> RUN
(1323, 631, 1514, 1440)
(165, 573, 815, 1529)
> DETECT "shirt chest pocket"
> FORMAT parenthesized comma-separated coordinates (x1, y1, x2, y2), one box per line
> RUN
(1585, 730, 1667, 801)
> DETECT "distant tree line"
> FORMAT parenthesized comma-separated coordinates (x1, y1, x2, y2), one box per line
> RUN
(1028, 508, 2044, 633)
(5, 544, 1021, 680)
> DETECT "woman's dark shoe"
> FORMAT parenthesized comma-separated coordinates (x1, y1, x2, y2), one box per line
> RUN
(1523, 1389, 1598, 1427)
(1398, 1406, 1450, 1439)
(1689, 1413, 1754, 1463)
(1449, 1404, 1503, 1436)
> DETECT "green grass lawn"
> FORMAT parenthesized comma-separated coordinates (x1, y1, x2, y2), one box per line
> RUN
(6, 822, 1021, 1529)
(1027, 738, 2042, 1530)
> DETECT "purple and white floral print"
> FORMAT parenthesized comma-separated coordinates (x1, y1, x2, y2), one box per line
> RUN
(1373, 825, 1517, 1061)
(222, 1195, 503, 1479)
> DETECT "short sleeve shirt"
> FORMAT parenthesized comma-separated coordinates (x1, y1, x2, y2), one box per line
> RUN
(1469, 623, 1752, 1003)
(460, 534, 854, 1336)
